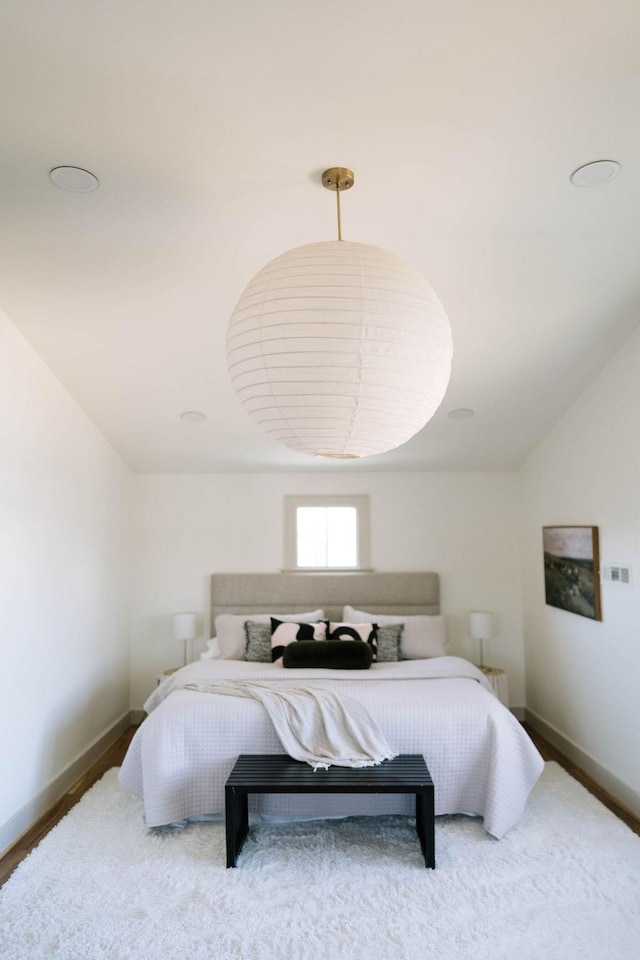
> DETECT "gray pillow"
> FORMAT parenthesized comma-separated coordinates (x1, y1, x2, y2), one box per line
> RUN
(376, 623, 404, 662)
(244, 620, 273, 662)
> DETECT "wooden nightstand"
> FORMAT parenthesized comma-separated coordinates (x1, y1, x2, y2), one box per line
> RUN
(479, 666, 509, 707)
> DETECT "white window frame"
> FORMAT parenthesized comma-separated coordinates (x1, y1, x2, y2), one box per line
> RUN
(283, 494, 372, 572)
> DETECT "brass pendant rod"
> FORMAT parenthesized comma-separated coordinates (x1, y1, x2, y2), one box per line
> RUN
(321, 168, 354, 242)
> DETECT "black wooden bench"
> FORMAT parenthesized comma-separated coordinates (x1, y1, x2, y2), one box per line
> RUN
(224, 753, 435, 868)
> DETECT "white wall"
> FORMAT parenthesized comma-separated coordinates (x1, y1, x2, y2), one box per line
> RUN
(131, 470, 524, 708)
(520, 324, 640, 811)
(0, 310, 131, 847)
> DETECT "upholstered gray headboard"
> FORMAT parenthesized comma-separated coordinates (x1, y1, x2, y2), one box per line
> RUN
(211, 572, 439, 624)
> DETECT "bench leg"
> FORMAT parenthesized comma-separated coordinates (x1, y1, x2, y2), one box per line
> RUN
(225, 787, 249, 868)
(415, 790, 435, 868)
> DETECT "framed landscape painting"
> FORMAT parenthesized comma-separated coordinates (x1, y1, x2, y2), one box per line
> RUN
(542, 526, 602, 621)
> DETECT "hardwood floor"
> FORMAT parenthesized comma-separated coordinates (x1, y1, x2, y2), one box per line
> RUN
(1, 722, 638, 889)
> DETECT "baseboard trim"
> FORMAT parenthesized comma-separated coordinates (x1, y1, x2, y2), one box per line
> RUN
(130, 709, 146, 726)
(525, 708, 640, 820)
(0, 711, 131, 858)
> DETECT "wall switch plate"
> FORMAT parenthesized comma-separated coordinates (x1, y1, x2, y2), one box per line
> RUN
(603, 564, 632, 585)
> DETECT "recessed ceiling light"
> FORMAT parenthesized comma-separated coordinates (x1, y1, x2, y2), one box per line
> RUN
(570, 160, 621, 188)
(448, 408, 475, 421)
(180, 411, 207, 423)
(49, 166, 99, 193)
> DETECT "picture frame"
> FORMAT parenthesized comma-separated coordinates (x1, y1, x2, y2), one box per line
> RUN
(542, 526, 602, 621)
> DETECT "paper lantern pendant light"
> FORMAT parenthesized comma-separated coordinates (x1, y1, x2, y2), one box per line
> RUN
(226, 168, 453, 459)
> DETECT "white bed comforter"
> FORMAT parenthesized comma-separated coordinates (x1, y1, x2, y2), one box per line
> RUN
(179, 681, 396, 769)
(119, 656, 544, 838)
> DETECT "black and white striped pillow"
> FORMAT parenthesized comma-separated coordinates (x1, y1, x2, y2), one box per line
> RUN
(270, 618, 327, 663)
(328, 622, 379, 661)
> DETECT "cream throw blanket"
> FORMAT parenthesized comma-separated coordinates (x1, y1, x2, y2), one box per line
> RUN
(183, 680, 396, 769)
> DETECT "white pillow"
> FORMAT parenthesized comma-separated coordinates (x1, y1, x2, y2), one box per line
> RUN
(215, 611, 324, 660)
(342, 605, 447, 659)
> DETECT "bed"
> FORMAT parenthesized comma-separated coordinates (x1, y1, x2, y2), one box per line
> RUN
(119, 572, 544, 839)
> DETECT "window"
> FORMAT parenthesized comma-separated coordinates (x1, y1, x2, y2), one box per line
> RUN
(284, 495, 371, 571)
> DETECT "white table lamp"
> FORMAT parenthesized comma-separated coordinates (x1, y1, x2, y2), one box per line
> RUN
(172, 612, 197, 666)
(468, 611, 494, 669)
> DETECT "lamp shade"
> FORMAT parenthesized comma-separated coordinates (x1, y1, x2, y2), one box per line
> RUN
(468, 611, 494, 641)
(226, 240, 453, 459)
(172, 612, 197, 642)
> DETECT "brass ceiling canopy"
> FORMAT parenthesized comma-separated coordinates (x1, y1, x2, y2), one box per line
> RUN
(321, 167, 355, 191)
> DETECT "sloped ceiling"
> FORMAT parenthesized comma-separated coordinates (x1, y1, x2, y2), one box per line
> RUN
(1, 0, 639, 472)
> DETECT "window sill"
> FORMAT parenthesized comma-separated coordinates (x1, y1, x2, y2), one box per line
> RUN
(280, 568, 375, 574)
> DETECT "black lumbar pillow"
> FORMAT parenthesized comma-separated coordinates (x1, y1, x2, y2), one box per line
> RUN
(282, 639, 372, 670)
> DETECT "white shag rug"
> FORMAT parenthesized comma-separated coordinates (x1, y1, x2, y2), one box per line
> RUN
(1, 762, 639, 960)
